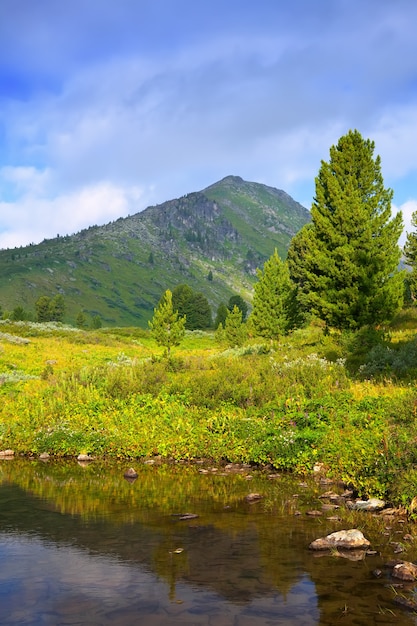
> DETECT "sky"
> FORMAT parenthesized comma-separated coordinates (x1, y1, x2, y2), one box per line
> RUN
(1, 0, 417, 250)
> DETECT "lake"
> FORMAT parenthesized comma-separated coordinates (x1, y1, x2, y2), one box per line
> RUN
(0, 458, 416, 625)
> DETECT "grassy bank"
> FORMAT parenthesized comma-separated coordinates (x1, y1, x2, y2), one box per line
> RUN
(1, 315, 417, 510)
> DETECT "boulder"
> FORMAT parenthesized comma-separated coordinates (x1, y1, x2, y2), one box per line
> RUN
(346, 498, 385, 512)
(124, 468, 138, 479)
(309, 529, 371, 551)
(245, 493, 263, 503)
(0, 449, 14, 458)
(77, 454, 94, 462)
(392, 561, 417, 581)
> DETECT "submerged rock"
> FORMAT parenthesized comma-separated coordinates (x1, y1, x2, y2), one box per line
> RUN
(392, 561, 417, 581)
(124, 468, 138, 479)
(309, 529, 371, 551)
(394, 596, 417, 612)
(178, 513, 199, 520)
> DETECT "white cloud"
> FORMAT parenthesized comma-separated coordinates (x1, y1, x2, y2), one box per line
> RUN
(1, 1, 417, 249)
(0, 181, 146, 249)
(396, 200, 417, 247)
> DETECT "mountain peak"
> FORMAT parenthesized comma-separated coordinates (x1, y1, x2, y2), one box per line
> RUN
(0, 179, 310, 327)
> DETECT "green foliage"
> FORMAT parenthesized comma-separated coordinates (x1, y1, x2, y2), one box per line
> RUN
(91, 315, 102, 329)
(35, 294, 66, 323)
(249, 249, 293, 339)
(49, 294, 65, 322)
(35, 295, 53, 322)
(0, 176, 310, 328)
(288, 129, 404, 330)
(11, 305, 31, 321)
(149, 289, 186, 355)
(228, 295, 248, 321)
(404, 208, 417, 302)
(214, 303, 228, 329)
(172, 284, 212, 330)
(76, 311, 88, 329)
(224, 305, 247, 347)
(3, 318, 417, 506)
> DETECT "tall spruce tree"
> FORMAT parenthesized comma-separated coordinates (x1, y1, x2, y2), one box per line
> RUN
(287, 130, 404, 330)
(149, 289, 186, 355)
(250, 249, 292, 339)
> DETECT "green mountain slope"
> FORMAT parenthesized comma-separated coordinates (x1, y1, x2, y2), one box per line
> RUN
(0, 176, 310, 327)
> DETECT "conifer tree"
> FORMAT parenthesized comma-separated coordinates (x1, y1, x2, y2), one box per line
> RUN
(224, 305, 247, 347)
(149, 289, 186, 355)
(287, 130, 404, 330)
(404, 210, 417, 302)
(228, 295, 248, 321)
(214, 303, 228, 329)
(250, 249, 293, 339)
(35, 295, 52, 322)
(172, 284, 211, 329)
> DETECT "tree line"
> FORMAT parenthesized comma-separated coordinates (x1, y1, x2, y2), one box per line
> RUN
(0, 295, 102, 329)
(3, 130, 416, 346)
(150, 130, 417, 353)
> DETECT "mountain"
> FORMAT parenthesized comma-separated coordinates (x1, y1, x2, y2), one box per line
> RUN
(0, 176, 310, 327)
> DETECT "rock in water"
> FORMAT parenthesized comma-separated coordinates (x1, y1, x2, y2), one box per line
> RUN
(309, 529, 371, 550)
(77, 454, 94, 462)
(346, 498, 385, 511)
(392, 562, 417, 581)
(0, 449, 14, 458)
(245, 493, 263, 503)
(124, 468, 138, 479)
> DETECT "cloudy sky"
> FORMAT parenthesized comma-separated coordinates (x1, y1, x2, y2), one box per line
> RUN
(1, 0, 417, 250)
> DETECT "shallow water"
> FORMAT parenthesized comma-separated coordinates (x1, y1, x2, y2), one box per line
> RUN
(0, 458, 417, 625)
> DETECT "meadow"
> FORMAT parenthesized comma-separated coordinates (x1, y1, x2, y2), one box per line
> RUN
(1, 314, 417, 511)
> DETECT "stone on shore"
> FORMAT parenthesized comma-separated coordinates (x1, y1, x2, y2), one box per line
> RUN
(77, 454, 94, 462)
(0, 449, 15, 458)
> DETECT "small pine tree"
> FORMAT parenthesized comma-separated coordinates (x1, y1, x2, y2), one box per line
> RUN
(224, 305, 247, 347)
(228, 295, 248, 321)
(91, 315, 102, 329)
(149, 289, 186, 356)
(76, 311, 88, 329)
(250, 249, 293, 339)
(11, 305, 28, 321)
(404, 210, 417, 303)
(215, 321, 226, 344)
(215, 303, 228, 329)
(49, 295, 65, 322)
(35, 296, 52, 322)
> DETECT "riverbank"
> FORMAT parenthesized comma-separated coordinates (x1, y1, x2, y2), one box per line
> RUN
(1, 316, 417, 511)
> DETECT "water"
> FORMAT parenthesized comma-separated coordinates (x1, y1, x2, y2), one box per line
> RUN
(0, 458, 416, 625)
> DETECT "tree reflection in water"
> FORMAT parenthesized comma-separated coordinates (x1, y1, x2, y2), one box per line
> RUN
(0, 459, 416, 625)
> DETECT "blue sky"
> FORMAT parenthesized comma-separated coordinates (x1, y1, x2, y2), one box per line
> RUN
(1, 0, 417, 249)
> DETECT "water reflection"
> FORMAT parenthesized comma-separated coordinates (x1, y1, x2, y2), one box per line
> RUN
(0, 459, 416, 625)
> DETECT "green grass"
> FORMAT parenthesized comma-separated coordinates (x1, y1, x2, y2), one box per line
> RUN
(1, 314, 417, 509)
